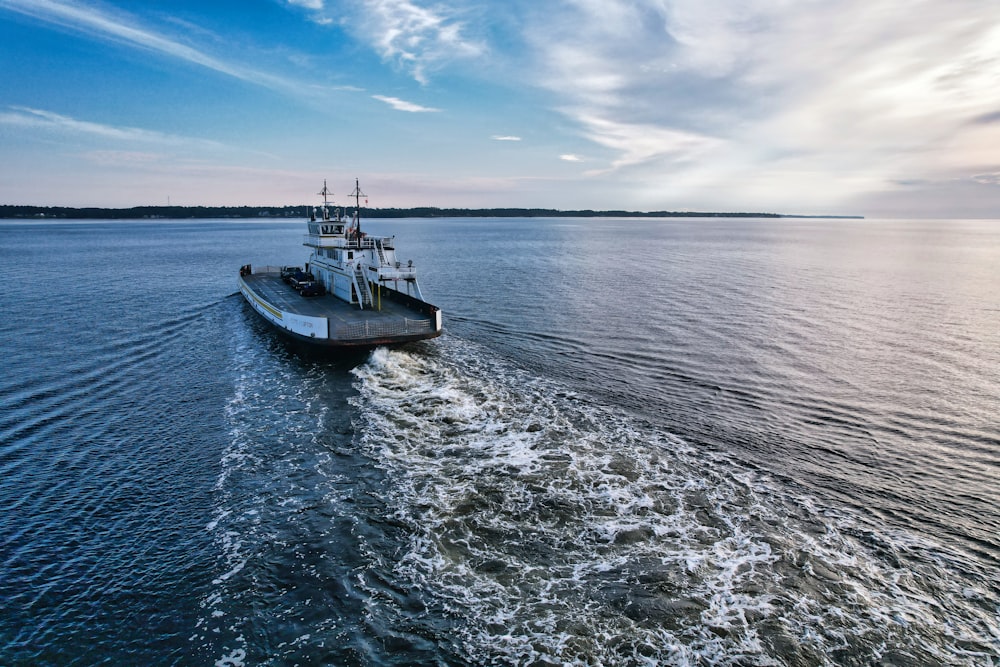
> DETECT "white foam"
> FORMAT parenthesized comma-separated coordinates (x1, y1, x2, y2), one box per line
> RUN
(200, 328, 322, 656)
(214, 647, 246, 667)
(211, 558, 247, 585)
(349, 338, 999, 665)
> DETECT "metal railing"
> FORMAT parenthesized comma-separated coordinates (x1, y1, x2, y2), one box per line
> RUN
(302, 235, 395, 249)
(331, 317, 435, 340)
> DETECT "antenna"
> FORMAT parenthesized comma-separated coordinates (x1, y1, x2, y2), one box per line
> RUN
(318, 180, 333, 221)
(319, 180, 333, 206)
(350, 178, 367, 235)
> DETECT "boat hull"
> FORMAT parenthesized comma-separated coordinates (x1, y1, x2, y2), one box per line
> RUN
(239, 269, 442, 349)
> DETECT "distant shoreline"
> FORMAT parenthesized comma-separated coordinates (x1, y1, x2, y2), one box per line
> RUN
(0, 204, 863, 220)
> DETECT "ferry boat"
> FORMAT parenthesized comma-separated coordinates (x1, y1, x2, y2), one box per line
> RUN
(238, 180, 442, 348)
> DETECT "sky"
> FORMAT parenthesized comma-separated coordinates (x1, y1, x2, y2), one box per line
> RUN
(1, 0, 999, 216)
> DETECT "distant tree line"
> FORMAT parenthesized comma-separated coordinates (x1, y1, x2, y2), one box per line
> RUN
(0, 204, 788, 219)
(0, 205, 309, 219)
(362, 207, 784, 218)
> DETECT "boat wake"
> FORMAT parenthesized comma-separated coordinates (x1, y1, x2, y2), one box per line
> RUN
(200, 323, 997, 666)
(350, 340, 999, 666)
(199, 317, 382, 666)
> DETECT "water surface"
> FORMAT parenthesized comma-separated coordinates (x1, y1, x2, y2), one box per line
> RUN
(1, 217, 997, 665)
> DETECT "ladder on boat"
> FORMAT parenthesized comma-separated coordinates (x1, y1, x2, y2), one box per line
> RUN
(353, 264, 374, 309)
(374, 239, 387, 266)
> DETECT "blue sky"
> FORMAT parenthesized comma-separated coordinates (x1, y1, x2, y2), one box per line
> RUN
(1, 0, 999, 216)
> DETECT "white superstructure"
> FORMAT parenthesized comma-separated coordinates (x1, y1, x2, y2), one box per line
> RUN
(304, 179, 425, 309)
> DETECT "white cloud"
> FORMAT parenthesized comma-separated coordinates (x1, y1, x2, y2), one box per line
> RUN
(574, 113, 721, 172)
(0, 106, 226, 148)
(350, 0, 484, 83)
(516, 0, 1000, 212)
(372, 94, 440, 112)
(0, 0, 299, 93)
(287, 0, 324, 9)
(6, 0, 1000, 215)
(285, 0, 332, 24)
(287, 0, 486, 84)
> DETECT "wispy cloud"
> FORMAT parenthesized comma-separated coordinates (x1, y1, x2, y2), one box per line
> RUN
(372, 94, 440, 112)
(287, 0, 324, 9)
(349, 0, 484, 84)
(284, 0, 483, 83)
(0, 0, 298, 93)
(517, 0, 1000, 209)
(80, 150, 166, 166)
(0, 106, 226, 148)
(5, 0, 1000, 214)
(285, 0, 333, 24)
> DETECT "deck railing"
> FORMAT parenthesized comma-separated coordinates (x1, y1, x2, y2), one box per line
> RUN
(331, 317, 435, 340)
(303, 235, 395, 249)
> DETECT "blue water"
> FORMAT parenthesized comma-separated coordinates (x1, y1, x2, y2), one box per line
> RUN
(1, 217, 998, 665)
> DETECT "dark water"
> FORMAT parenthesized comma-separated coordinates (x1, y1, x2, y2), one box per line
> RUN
(1, 217, 997, 666)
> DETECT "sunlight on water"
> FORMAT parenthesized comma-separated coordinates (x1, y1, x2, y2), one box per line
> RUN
(351, 342, 999, 666)
(3, 218, 997, 665)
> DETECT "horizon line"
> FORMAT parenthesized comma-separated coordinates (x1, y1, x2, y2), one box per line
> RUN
(0, 204, 864, 219)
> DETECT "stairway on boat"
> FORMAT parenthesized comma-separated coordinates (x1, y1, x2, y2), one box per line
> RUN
(354, 264, 373, 309)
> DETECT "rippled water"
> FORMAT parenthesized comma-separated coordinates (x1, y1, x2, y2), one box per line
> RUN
(1, 218, 998, 665)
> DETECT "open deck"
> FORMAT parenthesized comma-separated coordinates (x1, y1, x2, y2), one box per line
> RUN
(239, 268, 441, 347)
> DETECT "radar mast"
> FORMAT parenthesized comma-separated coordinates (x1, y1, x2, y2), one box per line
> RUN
(318, 180, 334, 221)
(350, 178, 366, 235)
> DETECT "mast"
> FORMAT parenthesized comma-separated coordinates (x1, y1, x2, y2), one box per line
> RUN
(318, 180, 333, 221)
(350, 178, 366, 235)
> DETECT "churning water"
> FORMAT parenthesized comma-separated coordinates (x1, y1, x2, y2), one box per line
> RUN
(1, 217, 997, 665)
